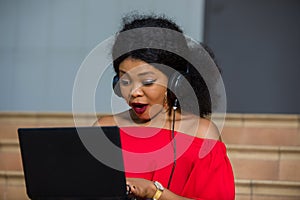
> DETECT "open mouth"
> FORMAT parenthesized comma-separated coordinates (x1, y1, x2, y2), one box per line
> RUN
(131, 103, 148, 114)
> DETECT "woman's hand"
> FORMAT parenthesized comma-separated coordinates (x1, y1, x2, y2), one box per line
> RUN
(126, 177, 193, 200)
(126, 178, 156, 199)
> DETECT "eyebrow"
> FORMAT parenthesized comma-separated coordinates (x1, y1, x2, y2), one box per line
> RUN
(137, 71, 155, 77)
(119, 70, 155, 77)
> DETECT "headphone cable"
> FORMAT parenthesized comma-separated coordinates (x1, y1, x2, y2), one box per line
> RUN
(167, 99, 178, 189)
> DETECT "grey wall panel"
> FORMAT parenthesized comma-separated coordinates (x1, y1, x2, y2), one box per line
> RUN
(204, 0, 300, 114)
(0, 0, 205, 113)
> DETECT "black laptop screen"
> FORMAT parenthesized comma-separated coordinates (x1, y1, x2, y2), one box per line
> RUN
(18, 126, 127, 200)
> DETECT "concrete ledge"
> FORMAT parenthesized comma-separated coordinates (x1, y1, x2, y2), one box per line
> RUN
(223, 113, 300, 128)
(0, 112, 299, 127)
(0, 139, 300, 160)
(227, 145, 300, 181)
(2, 139, 300, 159)
(0, 171, 25, 186)
(0, 140, 20, 153)
(1, 171, 300, 199)
(236, 179, 300, 197)
(227, 144, 300, 160)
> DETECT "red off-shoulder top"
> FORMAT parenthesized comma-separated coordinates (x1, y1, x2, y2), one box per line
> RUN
(119, 127, 235, 200)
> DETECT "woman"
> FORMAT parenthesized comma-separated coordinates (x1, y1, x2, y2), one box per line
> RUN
(96, 14, 235, 200)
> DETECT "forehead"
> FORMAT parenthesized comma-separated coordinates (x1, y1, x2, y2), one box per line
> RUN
(118, 58, 164, 76)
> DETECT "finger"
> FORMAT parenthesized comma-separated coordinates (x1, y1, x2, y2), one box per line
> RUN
(126, 184, 132, 195)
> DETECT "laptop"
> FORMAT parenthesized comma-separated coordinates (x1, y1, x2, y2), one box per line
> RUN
(18, 126, 128, 200)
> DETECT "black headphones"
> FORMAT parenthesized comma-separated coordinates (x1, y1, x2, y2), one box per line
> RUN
(112, 65, 190, 101)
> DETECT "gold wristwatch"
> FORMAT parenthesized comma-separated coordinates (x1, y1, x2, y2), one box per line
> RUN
(152, 181, 164, 200)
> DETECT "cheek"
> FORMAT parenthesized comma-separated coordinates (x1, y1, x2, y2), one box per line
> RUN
(120, 87, 131, 102)
(146, 87, 166, 102)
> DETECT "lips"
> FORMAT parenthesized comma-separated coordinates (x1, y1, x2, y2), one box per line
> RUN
(131, 103, 148, 114)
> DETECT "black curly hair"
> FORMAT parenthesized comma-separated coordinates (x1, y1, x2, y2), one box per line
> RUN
(112, 14, 218, 118)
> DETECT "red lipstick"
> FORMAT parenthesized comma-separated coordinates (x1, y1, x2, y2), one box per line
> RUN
(131, 103, 148, 114)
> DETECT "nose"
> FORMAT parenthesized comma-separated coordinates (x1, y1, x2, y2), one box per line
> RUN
(130, 84, 144, 98)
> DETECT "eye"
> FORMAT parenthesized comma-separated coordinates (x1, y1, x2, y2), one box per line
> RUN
(142, 79, 156, 86)
(120, 79, 131, 86)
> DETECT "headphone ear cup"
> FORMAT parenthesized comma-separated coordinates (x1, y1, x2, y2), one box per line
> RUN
(168, 71, 181, 97)
(168, 71, 190, 101)
(112, 75, 122, 97)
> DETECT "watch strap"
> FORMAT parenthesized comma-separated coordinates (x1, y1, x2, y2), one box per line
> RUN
(152, 181, 164, 200)
(153, 189, 163, 200)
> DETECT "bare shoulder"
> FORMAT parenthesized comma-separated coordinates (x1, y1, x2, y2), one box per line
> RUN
(179, 114, 221, 141)
(196, 117, 221, 141)
(93, 110, 132, 127)
(93, 115, 117, 126)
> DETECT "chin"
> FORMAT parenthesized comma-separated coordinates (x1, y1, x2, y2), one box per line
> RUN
(130, 110, 150, 123)
(136, 114, 151, 122)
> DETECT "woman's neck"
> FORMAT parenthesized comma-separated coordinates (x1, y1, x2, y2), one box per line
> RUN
(114, 108, 201, 135)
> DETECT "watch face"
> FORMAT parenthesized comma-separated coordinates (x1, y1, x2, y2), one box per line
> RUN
(154, 181, 164, 190)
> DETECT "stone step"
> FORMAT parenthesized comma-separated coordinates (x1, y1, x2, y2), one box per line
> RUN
(2, 125, 299, 146)
(228, 145, 300, 181)
(1, 112, 299, 146)
(0, 171, 28, 200)
(220, 113, 300, 146)
(0, 112, 96, 140)
(1, 171, 300, 200)
(0, 140, 22, 172)
(1, 140, 300, 182)
(235, 179, 300, 200)
(222, 126, 300, 146)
